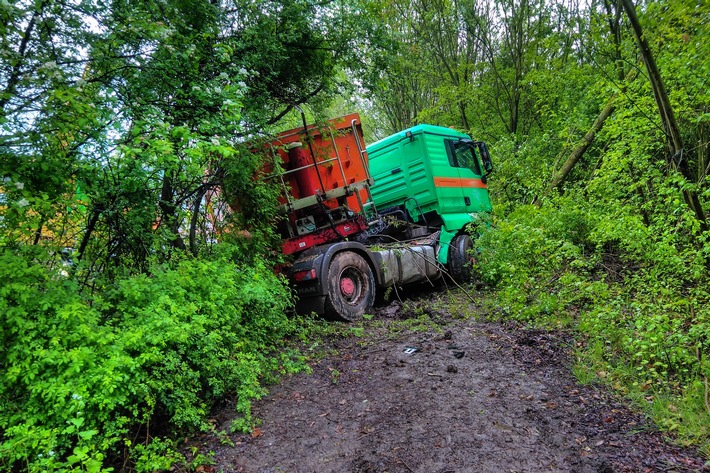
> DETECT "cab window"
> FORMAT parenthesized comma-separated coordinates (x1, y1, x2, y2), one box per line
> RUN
(445, 139, 482, 176)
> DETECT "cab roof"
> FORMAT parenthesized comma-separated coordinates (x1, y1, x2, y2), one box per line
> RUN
(367, 124, 471, 154)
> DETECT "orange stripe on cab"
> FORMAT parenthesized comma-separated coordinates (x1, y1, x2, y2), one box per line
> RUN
(433, 177, 487, 189)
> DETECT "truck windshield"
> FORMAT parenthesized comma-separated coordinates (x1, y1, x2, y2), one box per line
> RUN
(446, 140, 482, 176)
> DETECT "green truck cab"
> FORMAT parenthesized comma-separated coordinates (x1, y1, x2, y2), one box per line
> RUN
(367, 124, 493, 265)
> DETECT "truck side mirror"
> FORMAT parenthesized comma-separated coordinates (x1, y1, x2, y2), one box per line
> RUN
(477, 142, 493, 175)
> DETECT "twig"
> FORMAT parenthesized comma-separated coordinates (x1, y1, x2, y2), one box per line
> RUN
(338, 405, 354, 417)
(395, 456, 414, 472)
(440, 270, 477, 304)
(369, 231, 481, 315)
(357, 430, 377, 440)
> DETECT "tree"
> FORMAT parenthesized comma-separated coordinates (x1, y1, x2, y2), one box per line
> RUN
(1, 0, 379, 274)
(0, 1, 107, 248)
(620, 0, 707, 232)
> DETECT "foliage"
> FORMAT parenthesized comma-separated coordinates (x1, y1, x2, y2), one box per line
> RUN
(476, 194, 710, 453)
(1, 0, 380, 274)
(0, 246, 309, 472)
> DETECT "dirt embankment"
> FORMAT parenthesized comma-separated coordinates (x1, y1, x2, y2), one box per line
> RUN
(190, 295, 708, 473)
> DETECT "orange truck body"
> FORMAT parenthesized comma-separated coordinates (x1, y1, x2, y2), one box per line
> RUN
(259, 113, 374, 255)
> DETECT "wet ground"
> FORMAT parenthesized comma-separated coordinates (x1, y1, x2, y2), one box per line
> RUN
(190, 293, 708, 473)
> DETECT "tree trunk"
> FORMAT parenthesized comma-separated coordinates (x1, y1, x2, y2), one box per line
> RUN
(546, 98, 616, 193)
(159, 171, 187, 250)
(543, 69, 639, 200)
(189, 186, 208, 257)
(621, 0, 707, 232)
(0, 1, 45, 113)
(77, 204, 103, 261)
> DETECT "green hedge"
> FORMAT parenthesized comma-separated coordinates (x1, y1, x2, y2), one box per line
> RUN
(0, 248, 307, 472)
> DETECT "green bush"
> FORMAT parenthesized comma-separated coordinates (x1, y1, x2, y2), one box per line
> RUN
(477, 201, 598, 322)
(477, 196, 710, 453)
(0, 246, 308, 472)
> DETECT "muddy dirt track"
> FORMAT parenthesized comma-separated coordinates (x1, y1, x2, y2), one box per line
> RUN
(192, 292, 708, 473)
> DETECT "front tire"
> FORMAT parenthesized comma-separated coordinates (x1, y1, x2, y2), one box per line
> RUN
(324, 251, 375, 322)
(448, 234, 475, 283)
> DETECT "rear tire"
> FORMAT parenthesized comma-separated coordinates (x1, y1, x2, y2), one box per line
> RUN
(324, 251, 376, 322)
(448, 234, 475, 283)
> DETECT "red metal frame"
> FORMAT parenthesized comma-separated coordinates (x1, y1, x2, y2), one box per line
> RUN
(281, 216, 369, 255)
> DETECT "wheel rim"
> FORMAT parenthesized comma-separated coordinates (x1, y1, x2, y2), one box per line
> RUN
(340, 277, 355, 297)
(339, 268, 363, 305)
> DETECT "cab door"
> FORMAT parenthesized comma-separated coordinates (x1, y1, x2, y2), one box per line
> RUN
(430, 138, 469, 216)
(444, 139, 492, 213)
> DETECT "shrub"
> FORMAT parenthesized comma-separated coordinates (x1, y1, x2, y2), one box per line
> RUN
(477, 196, 710, 453)
(0, 246, 308, 472)
(476, 201, 597, 322)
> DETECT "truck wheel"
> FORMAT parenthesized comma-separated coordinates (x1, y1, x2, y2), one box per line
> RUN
(448, 234, 475, 283)
(324, 251, 375, 322)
